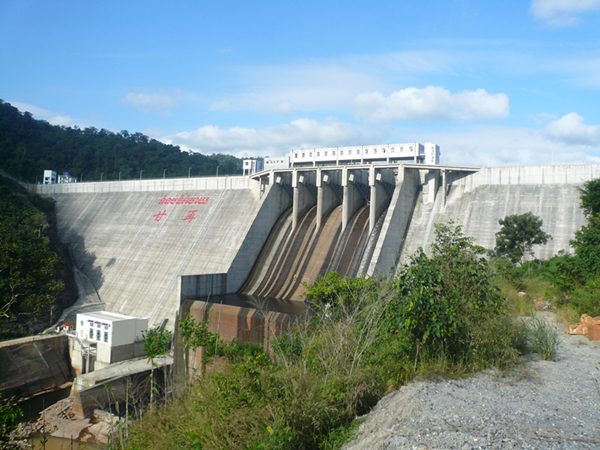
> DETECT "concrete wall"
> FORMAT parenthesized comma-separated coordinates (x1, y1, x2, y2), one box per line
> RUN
(34, 175, 253, 195)
(38, 164, 600, 338)
(399, 165, 599, 264)
(174, 299, 303, 380)
(226, 180, 292, 293)
(466, 165, 600, 188)
(0, 335, 72, 398)
(46, 177, 266, 329)
(369, 167, 420, 276)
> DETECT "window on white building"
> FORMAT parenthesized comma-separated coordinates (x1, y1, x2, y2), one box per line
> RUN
(104, 331, 108, 343)
(89, 328, 93, 339)
(324, 151, 327, 156)
(340, 150, 344, 155)
(96, 330, 101, 341)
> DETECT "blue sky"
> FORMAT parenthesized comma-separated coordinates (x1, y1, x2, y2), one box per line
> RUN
(2, 0, 600, 167)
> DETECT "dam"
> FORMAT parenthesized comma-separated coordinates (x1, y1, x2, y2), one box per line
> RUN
(34, 163, 600, 330)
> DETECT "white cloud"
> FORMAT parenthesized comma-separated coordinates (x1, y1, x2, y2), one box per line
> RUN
(49, 115, 74, 127)
(531, 0, 600, 26)
(354, 87, 509, 122)
(544, 112, 600, 145)
(161, 117, 369, 157)
(120, 89, 183, 112)
(414, 124, 600, 167)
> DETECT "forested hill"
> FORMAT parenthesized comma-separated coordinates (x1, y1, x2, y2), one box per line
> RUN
(0, 100, 243, 183)
(0, 173, 77, 340)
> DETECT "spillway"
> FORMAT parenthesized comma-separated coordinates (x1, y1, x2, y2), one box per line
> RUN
(240, 204, 382, 301)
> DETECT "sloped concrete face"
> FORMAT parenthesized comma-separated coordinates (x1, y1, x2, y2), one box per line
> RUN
(0, 336, 71, 398)
(401, 183, 587, 263)
(51, 184, 267, 329)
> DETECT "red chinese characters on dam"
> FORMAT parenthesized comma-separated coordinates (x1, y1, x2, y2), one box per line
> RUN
(153, 195, 209, 223)
(154, 210, 167, 222)
(158, 194, 210, 205)
(181, 210, 198, 223)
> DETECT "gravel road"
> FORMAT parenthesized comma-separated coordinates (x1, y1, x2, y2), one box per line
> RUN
(344, 313, 600, 450)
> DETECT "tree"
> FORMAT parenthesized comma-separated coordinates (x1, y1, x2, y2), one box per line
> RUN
(578, 178, 600, 220)
(178, 313, 218, 380)
(0, 179, 67, 337)
(0, 394, 22, 446)
(391, 222, 503, 357)
(495, 212, 551, 264)
(566, 179, 600, 279)
(142, 325, 172, 406)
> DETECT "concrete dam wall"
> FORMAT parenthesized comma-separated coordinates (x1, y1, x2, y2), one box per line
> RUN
(36, 164, 600, 329)
(38, 176, 290, 328)
(398, 165, 600, 267)
(0, 336, 72, 399)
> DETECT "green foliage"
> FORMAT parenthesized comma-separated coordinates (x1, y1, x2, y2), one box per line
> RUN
(391, 222, 504, 356)
(0, 99, 243, 183)
(543, 177, 600, 316)
(495, 212, 551, 264)
(570, 217, 600, 279)
(0, 176, 73, 339)
(178, 313, 221, 379)
(0, 394, 22, 445)
(578, 178, 600, 220)
(178, 313, 216, 351)
(142, 326, 172, 360)
(302, 272, 379, 309)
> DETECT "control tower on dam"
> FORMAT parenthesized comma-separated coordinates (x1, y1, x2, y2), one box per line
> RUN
(34, 163, 600, 329)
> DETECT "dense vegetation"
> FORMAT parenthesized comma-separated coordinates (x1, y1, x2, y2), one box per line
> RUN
(525, 178, 600, 320)
(0, 100, 242, 183)
(123, 223, 538, 450)
(0, 174, 76, 340)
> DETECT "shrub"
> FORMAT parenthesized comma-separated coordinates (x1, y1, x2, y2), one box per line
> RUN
(525, 317, 561, 361)
(389, 222, 505, 359)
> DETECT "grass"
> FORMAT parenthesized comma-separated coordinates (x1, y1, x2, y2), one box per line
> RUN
(525, 317, 561, 361)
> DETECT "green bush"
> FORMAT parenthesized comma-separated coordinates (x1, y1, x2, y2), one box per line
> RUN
(389, 222, 504, 359)
(525, 318, 561, 361)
